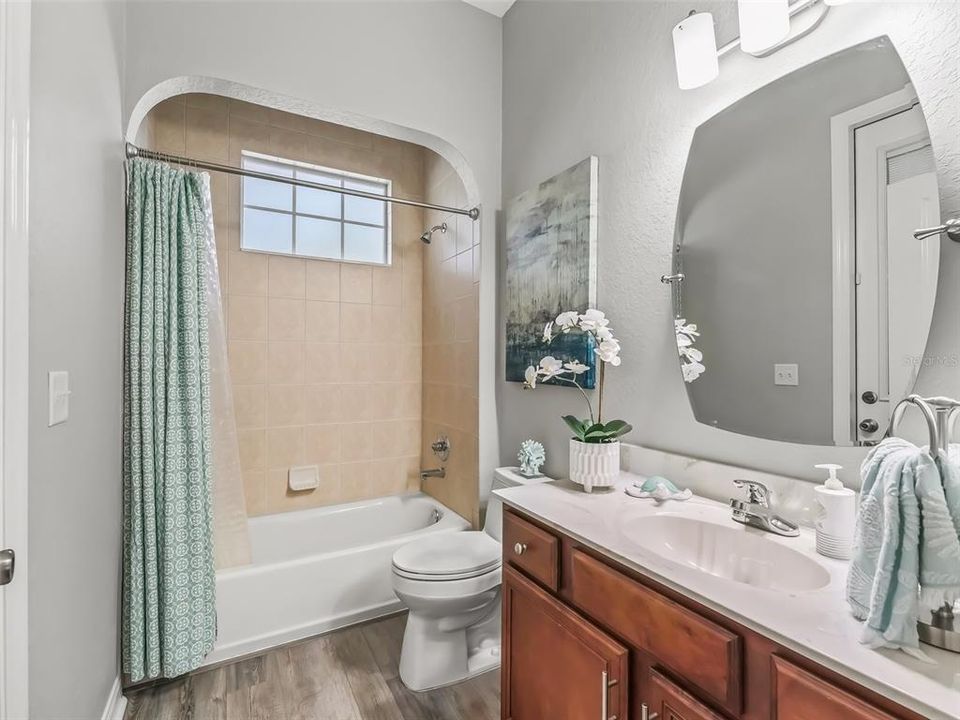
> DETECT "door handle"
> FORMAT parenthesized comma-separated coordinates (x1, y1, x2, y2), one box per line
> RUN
(640, 703, 659, 720)
(859, 418, 880, 433)
(601, 671, 619, 720)
(0, 549, 14, 585)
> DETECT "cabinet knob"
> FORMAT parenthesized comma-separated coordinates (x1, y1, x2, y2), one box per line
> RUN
(513, 542, 527, 556)
(640, 703, 659, 720)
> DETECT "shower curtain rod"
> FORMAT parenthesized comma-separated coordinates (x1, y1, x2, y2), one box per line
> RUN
(125, 143, 481, 220)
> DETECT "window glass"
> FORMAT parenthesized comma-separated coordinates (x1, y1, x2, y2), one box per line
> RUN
(243, 208, 293, 254)
(240, 152, 390, 265)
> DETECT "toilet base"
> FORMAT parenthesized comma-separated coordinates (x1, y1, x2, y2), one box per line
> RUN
(398, 600, 501, 692)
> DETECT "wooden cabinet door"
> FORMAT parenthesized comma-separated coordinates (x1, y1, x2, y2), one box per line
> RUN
(647, 668, 728, 720)
(502, 564, 629, 720)
(772, 656, 899, 720)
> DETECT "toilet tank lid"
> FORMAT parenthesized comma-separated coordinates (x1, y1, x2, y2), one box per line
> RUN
(492, 466, 553, 490)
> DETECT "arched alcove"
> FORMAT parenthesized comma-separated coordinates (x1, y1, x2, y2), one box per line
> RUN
(125, 75, 482, 208)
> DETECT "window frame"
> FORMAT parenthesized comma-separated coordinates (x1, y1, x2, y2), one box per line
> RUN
(239, 150, 393, 266)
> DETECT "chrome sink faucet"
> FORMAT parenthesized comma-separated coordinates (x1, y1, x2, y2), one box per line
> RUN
(729, 480, 799, 537)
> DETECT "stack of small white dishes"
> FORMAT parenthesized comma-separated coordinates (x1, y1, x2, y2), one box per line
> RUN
(813, 464, 856, 560)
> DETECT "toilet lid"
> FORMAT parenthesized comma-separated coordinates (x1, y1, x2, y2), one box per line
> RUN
(393, 531, 501, 578)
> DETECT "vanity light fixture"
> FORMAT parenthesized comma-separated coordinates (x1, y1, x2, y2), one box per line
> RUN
(738, 0, 790, 54)
(672, 11, 720, 90)
(673, 0, 829, 90)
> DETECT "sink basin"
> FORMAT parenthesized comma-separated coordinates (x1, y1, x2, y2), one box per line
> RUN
(623, 514, 831, 592)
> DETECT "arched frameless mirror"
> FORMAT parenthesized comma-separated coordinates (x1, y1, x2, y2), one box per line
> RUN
(672, 37, 943, 447)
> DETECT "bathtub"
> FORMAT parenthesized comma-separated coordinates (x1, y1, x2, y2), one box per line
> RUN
(205, 492, 470, 666)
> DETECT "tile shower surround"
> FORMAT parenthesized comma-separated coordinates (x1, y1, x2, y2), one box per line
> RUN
(141, 93, 479, 523)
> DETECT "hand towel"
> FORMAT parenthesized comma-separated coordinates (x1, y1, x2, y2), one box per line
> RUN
(846, 437, 935, 658)
(624, 476, 692, 502)
(916, 447, 960, 613)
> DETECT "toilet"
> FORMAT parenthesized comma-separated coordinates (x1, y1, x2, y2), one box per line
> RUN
(391, 467, 550, 691)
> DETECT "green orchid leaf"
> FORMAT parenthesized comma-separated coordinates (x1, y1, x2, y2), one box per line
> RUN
(609, 422, 633, 438)
(561, 415, 587, 439)
(602, 419, 629, 433)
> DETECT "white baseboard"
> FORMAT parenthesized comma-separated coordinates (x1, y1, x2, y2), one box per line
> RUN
(100, 675, 127, 720)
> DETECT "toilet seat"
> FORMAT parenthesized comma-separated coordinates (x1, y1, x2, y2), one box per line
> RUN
(392, 531, 501, 581)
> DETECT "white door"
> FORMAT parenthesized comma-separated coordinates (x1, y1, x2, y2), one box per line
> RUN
(854, 105, 940, 443)
(0, 2, 31, 718)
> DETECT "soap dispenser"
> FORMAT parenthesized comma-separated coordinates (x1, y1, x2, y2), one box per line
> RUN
(813, 464, 856, 560)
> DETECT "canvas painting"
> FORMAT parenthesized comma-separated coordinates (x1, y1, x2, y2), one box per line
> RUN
(505, 156, 599, 388)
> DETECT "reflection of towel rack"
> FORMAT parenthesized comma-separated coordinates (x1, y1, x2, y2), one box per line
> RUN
(885, 394, 960, 461)
(913, 217, 960, 241)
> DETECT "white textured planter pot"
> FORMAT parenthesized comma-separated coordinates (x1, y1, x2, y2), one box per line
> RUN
(569, 439, 620, 493)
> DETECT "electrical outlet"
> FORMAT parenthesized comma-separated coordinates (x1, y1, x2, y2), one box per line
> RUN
(774, 363, 799, 386)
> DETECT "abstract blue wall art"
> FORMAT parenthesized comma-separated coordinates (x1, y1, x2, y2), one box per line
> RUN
(505, 156, 599, 388)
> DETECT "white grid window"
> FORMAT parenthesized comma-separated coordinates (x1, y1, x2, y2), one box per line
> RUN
(240, 151, 391, 265)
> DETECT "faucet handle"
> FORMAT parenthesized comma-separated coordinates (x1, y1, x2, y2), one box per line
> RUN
(734, 479, 770, 506)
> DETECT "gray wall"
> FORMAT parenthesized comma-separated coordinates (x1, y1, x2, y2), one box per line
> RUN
(679, 42, 910, 445)
(29, 2, 126, 717)
(500, 1, 960, 488)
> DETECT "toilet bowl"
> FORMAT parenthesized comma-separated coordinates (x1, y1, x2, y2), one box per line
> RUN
(391, 467, 550, 691)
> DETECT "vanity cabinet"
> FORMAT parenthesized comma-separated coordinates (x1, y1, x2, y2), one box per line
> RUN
(502, 564, 628, 720)
(501, 507, 926, 720)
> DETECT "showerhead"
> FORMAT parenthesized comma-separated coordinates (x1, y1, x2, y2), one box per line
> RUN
(420, 222, 447, 244)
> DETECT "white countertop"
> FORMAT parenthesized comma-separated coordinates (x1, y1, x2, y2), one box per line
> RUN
(495, 473, 960, 720)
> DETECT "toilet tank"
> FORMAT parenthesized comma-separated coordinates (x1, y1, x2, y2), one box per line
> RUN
(483, 467, 552, 542)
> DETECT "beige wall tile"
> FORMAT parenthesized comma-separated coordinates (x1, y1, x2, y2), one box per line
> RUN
(238, 429, 266, 471)
(305, 385, 341, 424)
(230, 251, 268, 295)
(339, 384, 372, 423)
(268, 297, 305, 341)
(371, 264, 402, 306)
(267, 342, 304, 385)
(305, 260, 341, 301)
(340, 423, 373, 462)
(304, 425, 341, 465)
(341, 264, 372, 304)
(305, 301, 340, 342)
(304, 343, 341, 384)
(185, 105, 230, 162)
(229, 341, 267, 384)
(234, 384, 266, 429)
(229, 295, 267, 340)
(267, 427, 304, 469)
(340, 303, 372, 343)
(267, 385, 306, 428)
(268, 255, 306, 298)
(243, 470, 267, 516)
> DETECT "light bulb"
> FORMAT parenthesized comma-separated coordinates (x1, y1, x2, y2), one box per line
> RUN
(738, 0, 790, 54)
(672, 12, 719, 90)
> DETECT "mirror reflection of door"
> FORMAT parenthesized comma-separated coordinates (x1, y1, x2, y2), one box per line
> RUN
(852, 105, 940, 444)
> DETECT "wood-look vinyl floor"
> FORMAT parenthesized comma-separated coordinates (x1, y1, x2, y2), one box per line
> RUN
(124, 613, 501, 720)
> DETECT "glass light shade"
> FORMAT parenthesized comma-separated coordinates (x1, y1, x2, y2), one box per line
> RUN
(738, 0, 790, 54)
(672, 12, 719, 90)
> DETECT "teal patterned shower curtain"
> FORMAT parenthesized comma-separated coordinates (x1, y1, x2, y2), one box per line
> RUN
(122, 158, 217, 681)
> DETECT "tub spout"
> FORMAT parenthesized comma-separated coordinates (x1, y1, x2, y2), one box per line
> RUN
(420, 467, 446, 480)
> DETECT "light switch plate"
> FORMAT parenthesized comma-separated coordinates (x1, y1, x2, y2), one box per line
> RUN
(774, 363, 799, 386)
(48, 371, 70, 426)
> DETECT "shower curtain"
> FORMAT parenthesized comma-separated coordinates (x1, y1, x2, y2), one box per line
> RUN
(122, 158, 249, 682)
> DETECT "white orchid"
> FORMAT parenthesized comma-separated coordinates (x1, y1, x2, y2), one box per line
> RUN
(682, 360, 706, 383)
(538, 355, 564, 379)
(555, 310, 579, 331)
(595, 339, 622, 366)
(523, 308, 629, 440)
(542, 321, 554, 343)
(578, 308, 609, 333)
(564, 361, 589, 375)
(675, 317, 706, 383)
(524, 365, 538, 389)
